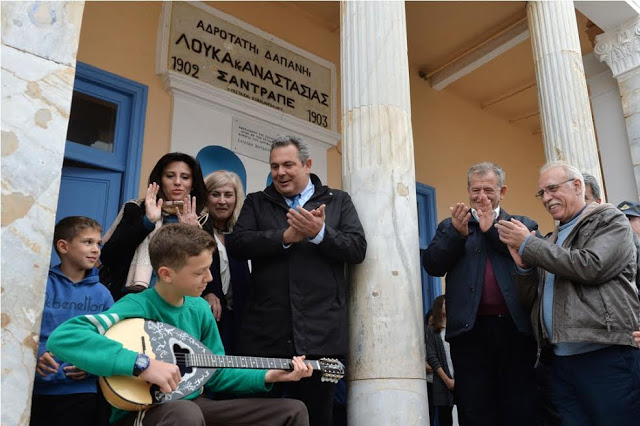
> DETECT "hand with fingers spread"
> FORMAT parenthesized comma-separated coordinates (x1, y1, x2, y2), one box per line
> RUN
(36, 351, 60, 377)
(145, 183, 163, 223)
(177, 196, 199, 226)
(287, 204, 326, 239)
(204, 293, 222, 321)
(64, 365, 88, 381)
(476, 194, 494, 233)
(139, 358, 182, 394)
(450, 203, 471, 237)
(264, 355, 314, 383)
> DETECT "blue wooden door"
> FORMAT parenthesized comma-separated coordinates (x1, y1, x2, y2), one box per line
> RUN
(51, 167, 122, 266)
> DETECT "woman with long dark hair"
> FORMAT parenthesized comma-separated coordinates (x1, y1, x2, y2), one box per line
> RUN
(100, 152, 208, 300)
(426, 295, 455, 426)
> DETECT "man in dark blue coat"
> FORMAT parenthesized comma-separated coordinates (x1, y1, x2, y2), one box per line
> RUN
(227, 136, 366, 426)
(422, 162, 539, 426)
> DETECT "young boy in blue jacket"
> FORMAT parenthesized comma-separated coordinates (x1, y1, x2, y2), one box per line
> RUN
(30, 216, 114, 426)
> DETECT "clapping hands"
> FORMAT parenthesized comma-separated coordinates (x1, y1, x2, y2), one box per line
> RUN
(283, 205, 326, 244)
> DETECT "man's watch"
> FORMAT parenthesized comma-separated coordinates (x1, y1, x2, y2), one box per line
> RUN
(132, 353, 150, 377)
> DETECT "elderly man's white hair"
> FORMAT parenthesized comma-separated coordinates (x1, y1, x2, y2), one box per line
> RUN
(540, 161, 585, 198)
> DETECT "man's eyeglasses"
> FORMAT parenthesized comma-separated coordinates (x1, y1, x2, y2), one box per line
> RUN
(534, 179, 575, 198)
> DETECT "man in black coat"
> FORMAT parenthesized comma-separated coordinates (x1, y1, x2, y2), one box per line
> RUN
(227, 135, 366, 426)
(422, 162, 539, 426)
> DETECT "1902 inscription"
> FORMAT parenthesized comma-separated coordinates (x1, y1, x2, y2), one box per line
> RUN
(171, 56, 199, 79)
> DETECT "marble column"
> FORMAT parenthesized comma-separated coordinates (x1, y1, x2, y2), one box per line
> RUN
(1, 2, 85, 425)
(527, 1, 604, 188)
(341, 2, 428, 425)
(595, 16, 640, 201)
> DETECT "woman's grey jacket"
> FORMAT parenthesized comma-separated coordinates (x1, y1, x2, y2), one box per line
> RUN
(426, 324, 455, 406)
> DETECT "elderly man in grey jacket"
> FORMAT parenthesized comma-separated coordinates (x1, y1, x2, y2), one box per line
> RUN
(496, 161, 640, 426)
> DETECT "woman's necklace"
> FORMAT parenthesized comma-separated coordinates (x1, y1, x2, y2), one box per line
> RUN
(213, 222, 229, 235)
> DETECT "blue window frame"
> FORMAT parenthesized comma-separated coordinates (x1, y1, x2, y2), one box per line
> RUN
(65, 62, 147, 202)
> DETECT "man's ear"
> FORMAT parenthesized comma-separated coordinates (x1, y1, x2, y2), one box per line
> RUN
(500, 185, 508, 200)
(157, 265, 174, 282)
(56, 239, 69, 255)
(304, 158, 312, 171)
(574, 179, 583, 195)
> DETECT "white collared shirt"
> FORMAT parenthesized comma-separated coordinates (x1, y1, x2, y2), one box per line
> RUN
(471, 205, 500, 222)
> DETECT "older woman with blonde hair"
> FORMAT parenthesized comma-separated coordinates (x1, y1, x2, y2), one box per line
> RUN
(201, 170, 250, 354)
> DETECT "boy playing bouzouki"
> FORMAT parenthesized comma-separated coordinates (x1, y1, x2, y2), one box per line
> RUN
(47, 223, 312, 425)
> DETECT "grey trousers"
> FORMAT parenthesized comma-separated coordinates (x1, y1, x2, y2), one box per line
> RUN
(115, 396, 309, 426)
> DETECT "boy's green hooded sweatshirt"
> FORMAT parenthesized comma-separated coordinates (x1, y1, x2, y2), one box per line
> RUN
(47, 288, 270, 423)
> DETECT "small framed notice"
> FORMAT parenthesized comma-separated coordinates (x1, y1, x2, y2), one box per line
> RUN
(232, 118, 285, 163)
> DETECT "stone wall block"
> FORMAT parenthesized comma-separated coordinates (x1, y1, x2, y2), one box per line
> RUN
(625, 113, 640, 141)
(1, 1, 85, 67)
(628, 136, 640, 164)
(622, 89, 640, 116)
(618, 68, 640, 96)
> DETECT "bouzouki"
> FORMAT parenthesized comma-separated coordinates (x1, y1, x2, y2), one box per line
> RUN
(99, 318, 345, 411)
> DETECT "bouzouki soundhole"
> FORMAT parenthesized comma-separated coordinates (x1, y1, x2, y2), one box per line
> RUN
(173, 343, 193, 376)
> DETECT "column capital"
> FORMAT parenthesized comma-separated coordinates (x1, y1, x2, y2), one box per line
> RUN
(595, 15, 640, 80)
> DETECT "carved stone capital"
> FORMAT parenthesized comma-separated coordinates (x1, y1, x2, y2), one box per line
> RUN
(595, 16, 640, 80)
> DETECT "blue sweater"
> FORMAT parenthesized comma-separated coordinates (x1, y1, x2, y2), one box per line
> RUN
(33, 265, 114, 395)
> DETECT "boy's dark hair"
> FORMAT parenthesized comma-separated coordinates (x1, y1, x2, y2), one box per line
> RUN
(149, 223, 215, 272)
(53, 216, 102, 256)
(147, 152, 208, 214)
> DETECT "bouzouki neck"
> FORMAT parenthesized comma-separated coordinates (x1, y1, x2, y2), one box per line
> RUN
(183, 354, 322, 371)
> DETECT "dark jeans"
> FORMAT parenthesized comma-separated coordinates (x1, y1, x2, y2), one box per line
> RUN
(551, 345, 640, 426)
(449, 316, 539, 426)
(535, 357, 561, 426)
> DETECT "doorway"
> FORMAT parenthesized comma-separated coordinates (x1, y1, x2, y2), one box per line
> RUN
(51, 63, 147, 265)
